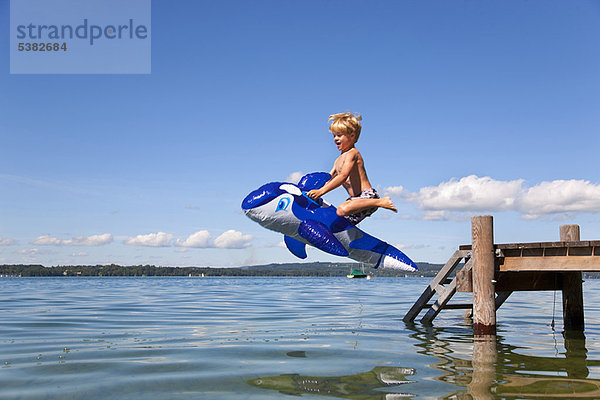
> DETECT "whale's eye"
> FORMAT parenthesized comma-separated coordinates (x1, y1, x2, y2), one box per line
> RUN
(275, 197, 291, 212)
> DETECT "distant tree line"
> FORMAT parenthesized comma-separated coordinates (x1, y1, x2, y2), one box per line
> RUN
(0, 262, 447, 278)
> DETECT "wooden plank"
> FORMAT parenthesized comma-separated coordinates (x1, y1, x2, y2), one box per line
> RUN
(431, 250, 470, 283)
(425, 303, 473, 310)
(499, 255, 600, 271)
(497, 241, 597, 249)
(433, 283, 447, 296)
(460, 240, 600, 251)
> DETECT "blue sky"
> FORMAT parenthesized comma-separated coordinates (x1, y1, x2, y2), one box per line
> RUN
(1, 0, 599, 267)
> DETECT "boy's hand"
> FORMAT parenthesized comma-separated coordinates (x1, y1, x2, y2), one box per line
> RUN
(306, 189, 322, 200)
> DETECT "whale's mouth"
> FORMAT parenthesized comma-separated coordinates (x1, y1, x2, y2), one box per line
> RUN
(243, 208, 272, 227)
(243, 208, 260, 222)
(244, 208, 283, 234)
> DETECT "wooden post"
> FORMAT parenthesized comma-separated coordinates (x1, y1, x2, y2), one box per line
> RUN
(561, 224, 584, 332)
(472, 215, 496, 335)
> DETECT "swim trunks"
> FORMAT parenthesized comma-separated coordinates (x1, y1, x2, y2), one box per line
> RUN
(343, 188, 379, 225)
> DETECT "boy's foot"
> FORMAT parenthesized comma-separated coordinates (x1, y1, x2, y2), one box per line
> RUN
(379, 196, 397, 213)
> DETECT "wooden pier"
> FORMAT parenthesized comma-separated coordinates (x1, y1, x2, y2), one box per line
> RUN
(404, 215, 600, 334)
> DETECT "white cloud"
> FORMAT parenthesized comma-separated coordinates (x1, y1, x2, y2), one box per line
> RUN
(518, 179, 600, 219)
(390, 175, 600, 220)
(68, 234, 113, 246)
(395, 243, 429, 250)
(123, 229, 254, 249)
(124, 232, 174, 247)
(286, 171, 304, 184)
(32, 233, 113, 246)
(405, 175, 524, 212)
(421, 210, 454, 221)
(383, 185, 405, 197)
(214, 230, 253, 249)
(0, 236, 15, 246)
(392, 175, 600, 220)
(71, 252, 88, 257)
(17, 248, 41, 255)
(32, 235, 62, 245)
(176, 230, 212, 248)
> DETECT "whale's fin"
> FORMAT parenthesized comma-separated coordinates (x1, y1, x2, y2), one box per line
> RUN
(297, 172, 331, 191)
(284, 235, 307, 259)
(298, 220, 349, 257)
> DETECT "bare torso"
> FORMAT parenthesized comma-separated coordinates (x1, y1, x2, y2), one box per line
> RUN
(333, 148, 372, 197)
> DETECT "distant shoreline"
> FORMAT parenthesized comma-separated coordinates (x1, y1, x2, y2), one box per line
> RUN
(0, 262, 445, 278)
(4, 262, 600, 279)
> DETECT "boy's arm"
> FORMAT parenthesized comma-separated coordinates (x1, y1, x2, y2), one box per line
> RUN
(329, 165, 337, 178)
(307, 151, 356, 199)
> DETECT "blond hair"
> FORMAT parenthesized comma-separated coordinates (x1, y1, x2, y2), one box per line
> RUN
(328, 112, 362, 142)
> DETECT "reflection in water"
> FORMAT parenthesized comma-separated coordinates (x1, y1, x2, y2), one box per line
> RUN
(406, 324, 600, 399)
(248, 366, 416, 399)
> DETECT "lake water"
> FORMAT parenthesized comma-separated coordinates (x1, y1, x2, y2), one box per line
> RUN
(2, 277, 600, 399)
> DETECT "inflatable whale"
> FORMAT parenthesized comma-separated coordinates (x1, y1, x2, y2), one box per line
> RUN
(242, 172, 417, 272)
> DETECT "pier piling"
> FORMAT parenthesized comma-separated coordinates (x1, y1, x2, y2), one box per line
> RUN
(561, 224, 585, 331)
(472, 215, 496, 335)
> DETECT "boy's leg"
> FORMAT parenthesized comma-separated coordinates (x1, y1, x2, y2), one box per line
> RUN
(336, 197, 397, 217)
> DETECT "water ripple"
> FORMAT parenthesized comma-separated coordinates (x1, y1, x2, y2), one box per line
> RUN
(2, 277, 600, 399)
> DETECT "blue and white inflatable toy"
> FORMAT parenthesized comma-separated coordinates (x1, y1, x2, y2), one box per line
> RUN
(242, 172, 418, 272)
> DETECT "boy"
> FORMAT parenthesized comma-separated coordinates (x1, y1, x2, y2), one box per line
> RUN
(307, 112, 397, 225)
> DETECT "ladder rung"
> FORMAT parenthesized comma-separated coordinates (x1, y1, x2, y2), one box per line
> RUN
(425, 303, 472, 310)
(434, 284, 446, 295)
